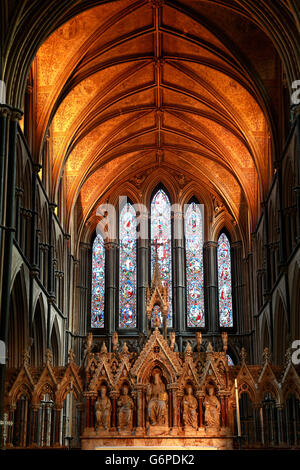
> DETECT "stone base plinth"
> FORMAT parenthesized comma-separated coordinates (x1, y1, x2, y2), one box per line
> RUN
(80, 428, 233, 450)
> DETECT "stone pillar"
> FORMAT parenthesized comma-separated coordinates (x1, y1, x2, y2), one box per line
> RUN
(15, 187, 23, 244)
(196, 391, 205, 429)
(76, 403, 85, 440)
(176, 390, 183, 428)
(86, 398, 90, 428)
(203, 241, 218, 333)
(90, 396, 97, 428)
(276, 405, 284, 446)
(231, 241, 244, 333)
(137, 235, 148, 334)
(220, 395, 226, 428)
(109, 390, 118, 430)
(54, 407, 62, 446)
(30, 405, 39, 446)
(104, 241, 118, 347)
(225, 396, 229, 427)
(134, 385, 144, 431)
(173, 210, 185, 337)
(168, 384, 178, 429)
(83, 393, 97, 429)
(0, 106, 23, 421)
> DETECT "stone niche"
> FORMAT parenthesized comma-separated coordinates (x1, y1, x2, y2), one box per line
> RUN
(81, 329, 234, 450)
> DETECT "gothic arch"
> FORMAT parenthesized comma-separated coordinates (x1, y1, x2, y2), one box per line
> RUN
(260, 313, 271, 355)
(50, 317, 61, 366)
(145, 174, 178, 209)
(31, 296, 46, 367)
(7, 268, 29, 368)
(139, 359, 176, 386)
(273, 291, 289, 365)
(290, 262, 300, 342)
(211, 213, 241, 247)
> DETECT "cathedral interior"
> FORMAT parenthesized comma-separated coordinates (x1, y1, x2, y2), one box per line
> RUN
(0, 0, 299, 451)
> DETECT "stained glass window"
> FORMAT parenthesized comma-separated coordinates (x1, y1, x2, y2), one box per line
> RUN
(119, 203, 137, 328)
(151, 189, 172, 327)
(185, 202, 205, 327)
(91, 234, 105, 328)
(227, 354, 234, 366)
(217, 233, 233, 327)
(151, 304, 162, 327)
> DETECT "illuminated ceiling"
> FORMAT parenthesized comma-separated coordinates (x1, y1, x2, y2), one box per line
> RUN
(33, 0, 281, 247)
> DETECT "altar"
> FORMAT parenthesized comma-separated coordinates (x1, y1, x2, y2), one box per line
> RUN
(80, 327, 234, 450)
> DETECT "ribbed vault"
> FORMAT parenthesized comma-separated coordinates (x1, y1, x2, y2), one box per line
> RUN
(10, 0, 296, 251)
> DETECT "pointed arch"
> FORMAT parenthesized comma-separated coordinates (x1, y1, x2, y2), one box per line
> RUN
(91, 232, 105, 328)
(31, 297, 46, 367)
(119, 200, 137, 328)
(150, 186, 173, 327)
(50, 317, 61, 366)
(273, 292, 289, 365)
(184, 199, 205, 327)
(290, 262, 300, 342)
(217, 231, 233, 327)
(7, 268, 29, 368)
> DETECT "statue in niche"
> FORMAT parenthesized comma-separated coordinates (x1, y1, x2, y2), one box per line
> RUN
(146, 368, 168, 426)
(117, 384, 134, 430)
(182, 385, 198, 430)
(95, 385, 111, 430)
(168, 331, 178, 352)
(203, 386, 220, 429)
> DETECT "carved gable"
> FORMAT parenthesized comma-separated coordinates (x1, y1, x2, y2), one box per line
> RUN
(131, 328, 182, 383)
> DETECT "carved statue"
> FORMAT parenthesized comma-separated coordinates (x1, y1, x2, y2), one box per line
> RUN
(146, 368, 168, 426)
(112, 332, 119, 352)
(87, 332, 93, 352)
(82, 332, 93, 367)
(117, 384, 134, 430)
(95, 385, 111, 430)
(195, 331, 202, 352)
(168, 331, 178, 352)
(221, 331, 228, 353)
(182, 385, 198, 429)
(203, 386, 220, 429)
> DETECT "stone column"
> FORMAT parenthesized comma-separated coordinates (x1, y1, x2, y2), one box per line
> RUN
(225, 396, 229, 428)
(231, 241, 244, 333)
(137, 229, 148, 334)
(90, 395, 97, 429)
(176, 390, 183, 428)
(173, 209, 185, 337)
(54, 407, 62, 446)
(276, 405, 284, 446)
(15, 187, 23, 244)
(30, 405, 39, 446)
(109, 390, 118, 430)
(203, 241, 218, 333)
(134, 385, 144, 431)
(83, 393, 96, 429)
(0, 106, 23, 421)
(196, 391, 205, 429)
(76, 403, 85, 440)
(104, 241, 118, 347)
(167, 383, 179, 430)
(221, 393, 230, 429)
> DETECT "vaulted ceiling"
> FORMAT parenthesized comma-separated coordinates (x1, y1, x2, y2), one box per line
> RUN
(23, 0, 295, 247)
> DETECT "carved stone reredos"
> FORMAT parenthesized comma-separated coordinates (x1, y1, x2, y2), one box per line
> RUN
(131, 328, 182, 383)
